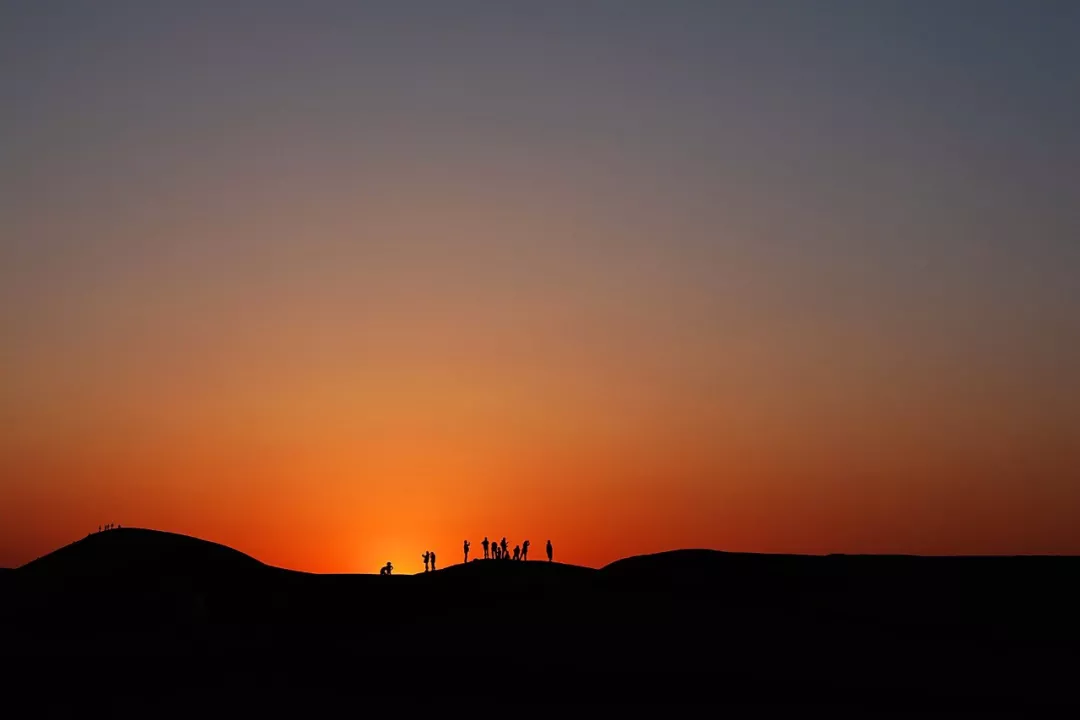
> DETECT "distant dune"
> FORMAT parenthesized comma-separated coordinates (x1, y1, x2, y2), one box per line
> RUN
(601, 547, 730, 572)
(15, 527, 269, 586)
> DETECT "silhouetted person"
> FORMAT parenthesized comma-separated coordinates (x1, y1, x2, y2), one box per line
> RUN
(482, 537, 490, 559)
(500, 537, 508, 558)
(522, 540, 530, 561)
(513, 545, 521, 561)
(546, 540, 553, 562)
(492, 545, 499, 560)
(423, 551, 430, 572)
(430, 551, 436, 571)
(464, 540, 470, 563)
(380, 562, 393, 576)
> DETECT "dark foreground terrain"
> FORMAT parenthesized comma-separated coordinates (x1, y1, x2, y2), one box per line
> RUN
(3, 529, 1078, 712)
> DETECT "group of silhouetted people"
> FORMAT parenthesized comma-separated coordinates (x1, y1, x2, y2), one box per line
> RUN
(88, 523, 121, 539)
(382, 538, 553, 576)
(477, 536, 552, 563)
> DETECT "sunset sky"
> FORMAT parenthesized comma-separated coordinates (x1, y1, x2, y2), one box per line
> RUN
(2, 1, 1078, 572)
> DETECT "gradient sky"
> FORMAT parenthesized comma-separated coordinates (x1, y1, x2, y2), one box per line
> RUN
(2, 1, 1078, 572)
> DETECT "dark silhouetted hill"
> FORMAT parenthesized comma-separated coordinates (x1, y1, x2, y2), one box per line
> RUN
(3, 531, 1079, 710)
(15, 528, 268, 586)
(428, 557, 595, 584)
(601, 547, 734, 581)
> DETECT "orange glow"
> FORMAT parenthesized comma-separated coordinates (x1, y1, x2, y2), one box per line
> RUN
(3, 302, 1077, 572)
(3, 75, 1078, 571)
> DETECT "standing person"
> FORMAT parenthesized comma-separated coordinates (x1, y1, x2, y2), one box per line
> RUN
(500, 537, 509, 559)
(464, 539, 471, 563)
(546, 540, 553, 562)
(482, 537, 490, 559)
(430, 550, 437, 571)
(522, 540, 530, 561)
(513, 545, 521, 561)
(423, 551, 430, 572)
